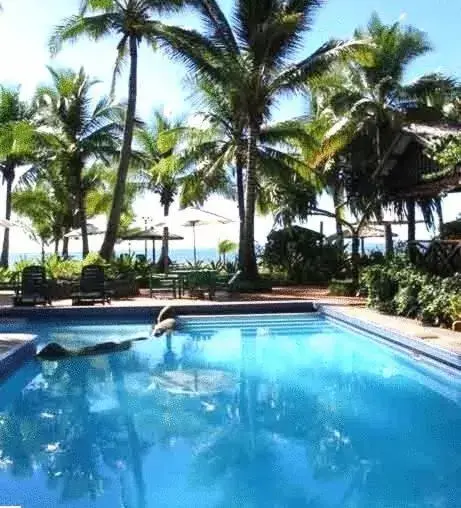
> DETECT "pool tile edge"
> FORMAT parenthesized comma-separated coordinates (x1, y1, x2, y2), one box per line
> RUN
(320, 305, 461, 372)
(0, 334, 37, 381)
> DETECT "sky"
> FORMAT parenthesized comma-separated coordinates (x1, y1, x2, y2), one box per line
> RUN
(1, 0, 460, 255)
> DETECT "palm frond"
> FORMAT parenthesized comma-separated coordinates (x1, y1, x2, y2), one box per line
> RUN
(49, 13, 119, 55)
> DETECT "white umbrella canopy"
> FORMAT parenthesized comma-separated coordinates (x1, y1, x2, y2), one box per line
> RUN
(0, 218, 15, 229)
(328, 225, 398, 241)
(64, 223, 105, 238)
(155, 207, 234, 264)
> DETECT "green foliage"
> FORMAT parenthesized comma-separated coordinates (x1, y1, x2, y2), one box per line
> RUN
(217, 239, 237, 258)
(328, 280, 357, 297)
(440, 217, 461, 239)
(42, 255, 81, 280)
(431, 136, 461, 169)
(360, 256, 461, 326)
(450, 295, 461, 322)
(263, 226, 345, 284)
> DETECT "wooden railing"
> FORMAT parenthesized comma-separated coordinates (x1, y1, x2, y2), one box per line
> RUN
(409, 240, 461, 276)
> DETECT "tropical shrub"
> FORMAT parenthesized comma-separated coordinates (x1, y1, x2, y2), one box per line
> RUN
(450, 295, 461, 322)
(263, 226, 345, 284)
(440, 218, 461, 239)
(328, 280, 357, 297)
(43, 255, 81, 280)
(360, 256, 461, 326)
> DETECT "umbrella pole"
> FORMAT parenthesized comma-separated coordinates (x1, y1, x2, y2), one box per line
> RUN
(152, 239, 156, 264)
(163, 226, 169, 274)
(193, 223, 197, 265)
(361, 237, 365, 256)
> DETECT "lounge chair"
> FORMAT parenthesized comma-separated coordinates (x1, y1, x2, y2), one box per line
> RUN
(72, 265, 112, 306)
(14, 265, 51, 306)
(211, 270, 242, 299)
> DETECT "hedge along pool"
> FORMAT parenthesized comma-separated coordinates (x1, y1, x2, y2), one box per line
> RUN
(0, 312, 460, 507)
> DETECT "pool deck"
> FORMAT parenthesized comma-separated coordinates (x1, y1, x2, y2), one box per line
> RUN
(1, 285, 461, 366)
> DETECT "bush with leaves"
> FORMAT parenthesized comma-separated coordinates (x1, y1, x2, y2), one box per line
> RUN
(361, 256, 461, 327)
(263, 226, 345, 284)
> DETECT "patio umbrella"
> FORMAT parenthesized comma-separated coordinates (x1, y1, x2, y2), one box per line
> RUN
(0, 218, 15, 228)
(119, 227, 184, 263)
(64, 223, 105, 238)
(329, 225, 398, 255)
(155, 207, 233, 264)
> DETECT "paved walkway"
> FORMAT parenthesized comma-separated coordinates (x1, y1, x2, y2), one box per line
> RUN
(329, 304, 461, 354)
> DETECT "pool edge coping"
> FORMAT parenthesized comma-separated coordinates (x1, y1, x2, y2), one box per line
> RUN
(0, 334, 37, 381)
(319, 304, 461, 372)
(0, 300, 316, 319)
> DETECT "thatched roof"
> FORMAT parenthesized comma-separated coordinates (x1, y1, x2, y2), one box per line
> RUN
(380, 123, 461, 198)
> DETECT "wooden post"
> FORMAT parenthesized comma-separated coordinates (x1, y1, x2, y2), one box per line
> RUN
(361, 237, 365, 256)
(407, 198, 416, 262)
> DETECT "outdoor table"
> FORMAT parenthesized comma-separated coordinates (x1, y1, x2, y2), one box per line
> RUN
(149, 273, 182, 299)
(170, 270, 218, 299)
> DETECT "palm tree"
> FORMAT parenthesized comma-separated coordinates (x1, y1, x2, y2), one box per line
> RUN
(217, 239, 237, 264)
(12, 168, 69, 257)
(0, 86, 36, 267)
(187, 77, 315, 270)
(136, 110, 230, 270)
(188, 77, 247, 264)
(50, 0, 186, 260)
(154, 0, 359, 280)
(317, 13, 459, 246)
(35, 67, 122, 257)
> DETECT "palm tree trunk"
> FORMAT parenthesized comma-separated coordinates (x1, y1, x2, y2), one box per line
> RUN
(76, 171, 89, 258)
(100, 35, 138, 260)
(351, 230, 360, 286)
(332, 186, 344, 251)
(235, 143, 245, 270)
(163, 204, 169, 274)
(54, 238, 59, 255)
(241, 123, 259, 280)
(384, 223, 394, 256)
(62, 236, 69, 258)
(0, 174, 13, 267)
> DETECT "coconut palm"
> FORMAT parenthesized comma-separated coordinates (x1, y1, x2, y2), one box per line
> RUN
(34, 67, 122, 257)
(0, 86, 36, 267)
(50, 0, 187, 260)
(154, 0, 360, 280)
(217, 239, 237, 264)
(12, 168, 69, 257)
(317, 13, 461, 245)
(136, 109, 230, 270)
(186, 78, 325, 272)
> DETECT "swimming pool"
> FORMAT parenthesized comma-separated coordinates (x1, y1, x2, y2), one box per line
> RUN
(0, 312, 460, 507)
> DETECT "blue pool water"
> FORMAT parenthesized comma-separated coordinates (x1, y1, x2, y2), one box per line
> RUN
(0, 313, 460, 507)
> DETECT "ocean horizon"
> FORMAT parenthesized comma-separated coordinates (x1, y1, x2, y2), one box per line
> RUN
(7, 247, 222, 265)
(7, 241, 386, 266)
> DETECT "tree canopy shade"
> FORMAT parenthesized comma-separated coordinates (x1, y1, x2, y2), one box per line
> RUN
(50, 0, 187, 260)
(153, 0, 362, 279)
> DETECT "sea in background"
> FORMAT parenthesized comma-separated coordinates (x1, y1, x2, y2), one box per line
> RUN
(8, 241, 386, 266)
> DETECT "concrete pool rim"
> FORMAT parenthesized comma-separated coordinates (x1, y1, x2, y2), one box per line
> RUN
(1, 300, 460, 376)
